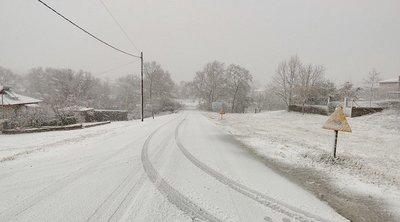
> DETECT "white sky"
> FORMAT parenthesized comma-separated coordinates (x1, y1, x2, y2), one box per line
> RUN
(1, 0, 399, 85)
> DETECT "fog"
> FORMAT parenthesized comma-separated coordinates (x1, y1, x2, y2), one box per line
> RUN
(1, 0, 399, 84)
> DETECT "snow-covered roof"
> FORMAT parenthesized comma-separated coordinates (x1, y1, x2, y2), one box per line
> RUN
(94, 109, 128, 112)
(379, 78, 400, 84)
(78, 107, 94, 112)
(0, 86, 42, 106)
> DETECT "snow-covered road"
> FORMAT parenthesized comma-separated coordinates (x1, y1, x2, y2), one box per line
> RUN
(0, 111, 347, 221)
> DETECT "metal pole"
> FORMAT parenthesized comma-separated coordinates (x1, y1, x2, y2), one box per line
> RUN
(333, 130, 338, 158)
(141, 51, 144, 122)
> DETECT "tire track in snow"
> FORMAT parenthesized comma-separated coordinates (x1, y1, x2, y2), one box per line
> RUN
(175, 119, 330, 222)
(87, 131, 172, 222)
(87, 114, 185, 221)
(0, 134, 149, 221)
(141, 118, 222, 222)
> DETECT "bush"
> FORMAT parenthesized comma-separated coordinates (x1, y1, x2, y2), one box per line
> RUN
(5, 105, 78, 129)
(8, 106, 53, 128)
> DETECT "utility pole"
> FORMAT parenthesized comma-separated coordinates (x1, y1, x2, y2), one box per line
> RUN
(1, 93, 4, 120)
(1, 87, 4, 121)
(141, 51, 144, 122)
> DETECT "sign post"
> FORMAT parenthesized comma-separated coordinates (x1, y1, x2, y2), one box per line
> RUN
(322, 106, 352, 158)
(219, 108, 225, 120)
(333, 130, 338, 158)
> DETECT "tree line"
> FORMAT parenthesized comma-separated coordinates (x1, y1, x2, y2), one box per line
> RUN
(182, 56, 384, 114)
(186, 61, 253, 113)
(0, 54, 385, 127)
(270, 55, 383, 111)
(0, 62, 179, 126)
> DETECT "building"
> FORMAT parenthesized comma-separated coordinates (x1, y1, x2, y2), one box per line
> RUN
(0, 86, 42, 119)
(379, 76, 400, 99)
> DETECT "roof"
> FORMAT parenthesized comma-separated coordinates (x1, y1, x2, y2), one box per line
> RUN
(379, 78, 400, 84)
(0, 86, 42, 106)
(78, 107, 94, 112)
(94, 109, 128, 112)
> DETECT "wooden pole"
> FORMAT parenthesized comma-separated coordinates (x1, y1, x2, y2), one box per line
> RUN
(333, 130, 338, 158)
(141, 51, 144, 122)
(1, 93, 4, 120)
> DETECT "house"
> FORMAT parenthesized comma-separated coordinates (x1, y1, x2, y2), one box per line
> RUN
(0, 86, 42, 119)
(379, 76, 400, 99)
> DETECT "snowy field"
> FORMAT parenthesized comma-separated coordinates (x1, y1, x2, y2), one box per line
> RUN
(205, 109, 400, 221)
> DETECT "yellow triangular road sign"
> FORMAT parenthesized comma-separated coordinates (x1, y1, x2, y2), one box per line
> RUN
(322, 106, 352, 132)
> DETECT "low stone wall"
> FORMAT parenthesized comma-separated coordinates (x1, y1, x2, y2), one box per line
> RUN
(351, 107, 384, 117)
(2, 123, 82, 134)
(289, 105, 328, 115)
(83, 121, 111, 128)
(78, 109, 128, 122)
(93, 109, 128, 121)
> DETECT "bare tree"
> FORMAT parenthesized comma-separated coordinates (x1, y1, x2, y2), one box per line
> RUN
(0, 66, 18, 87)
(192, 61, 226, 110)
(225, 64, 252, 112)
(176, 81, 194, 99)
(338, 81, 361, 104)
(115, 75, 141, 112)
(144, 61, 176, 117)
(364, 68, 381, 107)
(26, 67, 113, 124)
(271, 55, 302, 111)
(297, 64, 325, 113)
(144, 61, 162, 118)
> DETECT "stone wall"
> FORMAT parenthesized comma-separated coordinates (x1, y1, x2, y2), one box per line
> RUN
(93, 109, 128, 122)
(351, 107, 384, 117)
(288, 105, 329, 115)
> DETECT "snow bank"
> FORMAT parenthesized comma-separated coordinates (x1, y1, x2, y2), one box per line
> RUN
(0, 121, 134, 162)
(205, 109, 400, 218)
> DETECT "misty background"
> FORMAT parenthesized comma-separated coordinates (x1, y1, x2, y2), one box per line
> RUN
(1, 0, 399, 85)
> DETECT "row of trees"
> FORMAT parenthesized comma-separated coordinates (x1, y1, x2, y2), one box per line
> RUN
(0, 55, 388, 123)
(269, 55, 385, 111)
(0, 62, 179, 125)
(271, 55, 331, 111)
(189, 61, 253, 113)
(184, 56, 385, 114)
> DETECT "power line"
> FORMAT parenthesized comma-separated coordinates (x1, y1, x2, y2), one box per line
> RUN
(36, 0, 141, 58)
(97, 59, 140, 77)
(98, 0, 140, 53)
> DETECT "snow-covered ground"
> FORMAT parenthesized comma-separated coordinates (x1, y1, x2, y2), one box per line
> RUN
(205, 109, 400, 221)
(0, 111, 348, 221)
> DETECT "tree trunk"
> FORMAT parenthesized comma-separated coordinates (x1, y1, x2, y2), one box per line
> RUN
(150, 81, 154, 119)
(231, 85, 239, 113)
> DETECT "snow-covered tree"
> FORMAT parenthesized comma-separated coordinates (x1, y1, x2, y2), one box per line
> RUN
(296, 64, 325, 113)
(363, 68, 381, 106)
(144, 61, 176, 117)
(271, 55, 302, 111)
(0, 66, 19, 87)
(225, 64, 252, 113)
(115, 74, 141, 112)
(192, 61, 226, 110)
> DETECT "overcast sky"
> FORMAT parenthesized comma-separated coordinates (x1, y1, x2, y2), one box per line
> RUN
(1, 0, 399, 86)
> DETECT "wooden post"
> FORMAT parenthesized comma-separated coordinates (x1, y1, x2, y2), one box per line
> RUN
(333, 130, 338, 158)
(1, 93, 4, 120)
